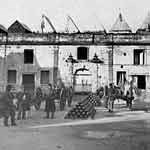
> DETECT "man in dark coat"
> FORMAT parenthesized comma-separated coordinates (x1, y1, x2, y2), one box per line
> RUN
(35, 87, 43, 110)
(16, 91, 23, 120)
(45, 84, 56, 119)
(126, 81, 134, 110)
(60, 86, 67, 111)
(0, 85, 17, 126)
(67, 86, 74, 107)
(108, 83, 116, 112)
(17, 91, 31, 120)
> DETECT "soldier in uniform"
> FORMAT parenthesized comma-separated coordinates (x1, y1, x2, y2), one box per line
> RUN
(45, 84, 56, 119)
(67, 86, 74, 107)
(0, 85, 17, 126)
(35, 87, 43, 110)
(59, 86, 67, 111)
(126, 81, 134, 110)
(108, 83, 116, 112)
(17, 90, 31, 120)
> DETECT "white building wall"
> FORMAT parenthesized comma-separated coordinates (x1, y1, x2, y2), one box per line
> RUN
(113, 45, 150, 89)
(1, 41, 150, 92)
(58, 45, 109, 92)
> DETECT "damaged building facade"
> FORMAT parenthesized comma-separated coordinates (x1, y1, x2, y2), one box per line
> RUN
(0, 13, 150, 93)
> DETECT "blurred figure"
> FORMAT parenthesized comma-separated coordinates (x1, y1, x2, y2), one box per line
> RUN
(16, 91, 23, 120)
(17, 90, 31, 120)
(45, 84, 56, 119)
(35, 87, 43, 110)
(96, 86, 104, 106)
(60, 86, 67, 111)
(67, 86, 74, 107)
(0, 85, 17, 126)
(126, 81, 134, 110)
(108, 83, 116, 112)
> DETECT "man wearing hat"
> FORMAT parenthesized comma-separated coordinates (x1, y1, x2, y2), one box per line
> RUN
(45, 83, 56, 119)
(59, 85, 67, 111)
(108, 83, 116, 112)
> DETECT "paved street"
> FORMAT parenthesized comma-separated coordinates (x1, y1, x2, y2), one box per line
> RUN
(0, 95, 150, 150)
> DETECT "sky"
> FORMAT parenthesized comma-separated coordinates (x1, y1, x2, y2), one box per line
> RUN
(1, 0, 150, 32)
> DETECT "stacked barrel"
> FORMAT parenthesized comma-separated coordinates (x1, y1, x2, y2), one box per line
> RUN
(64, 93, 99, 119)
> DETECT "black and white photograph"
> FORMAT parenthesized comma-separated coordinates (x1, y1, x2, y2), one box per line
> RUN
(0, 0, 150, 149)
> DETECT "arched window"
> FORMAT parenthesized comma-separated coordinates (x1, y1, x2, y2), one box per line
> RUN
(77, 47, 89, 60)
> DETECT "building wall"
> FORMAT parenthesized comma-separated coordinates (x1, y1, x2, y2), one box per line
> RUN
(58, 45, 109, 92)
(0, 45, 56, 91)
(0, 33, 150, 92)
(113, 45, 150, 90)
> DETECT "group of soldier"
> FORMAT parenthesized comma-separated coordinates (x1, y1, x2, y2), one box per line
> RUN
(0, 80, 135, 127)
(0, 84, 74, 127)
(96, 81, 135, 113)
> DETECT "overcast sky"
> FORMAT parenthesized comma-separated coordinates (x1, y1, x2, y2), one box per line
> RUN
(1, 0, 150, 32)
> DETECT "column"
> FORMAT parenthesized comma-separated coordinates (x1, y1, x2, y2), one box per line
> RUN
(108, 48, 113, 84)
(53, 46, 59, 85)
(91, 64, 97, 93)
(68, 62, 73, 87)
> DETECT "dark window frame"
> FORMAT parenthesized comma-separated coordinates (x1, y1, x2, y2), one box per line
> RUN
(24, 49, 34, 64)
(77, 47, 89, 60)
(133, 49, 145, 65)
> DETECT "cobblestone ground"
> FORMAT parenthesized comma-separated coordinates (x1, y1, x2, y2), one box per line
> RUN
(0, 94, 150, 150)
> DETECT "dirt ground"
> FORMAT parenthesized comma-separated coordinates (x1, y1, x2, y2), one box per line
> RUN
(0, 94, 150, 150)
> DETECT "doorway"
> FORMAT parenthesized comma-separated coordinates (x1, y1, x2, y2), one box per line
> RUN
(74, 68, 92, 93)
(137, 75, 146, 89)
(22, 74, 35, 94)
(116, 71, 126, 86)
(132, 75, 146, 89)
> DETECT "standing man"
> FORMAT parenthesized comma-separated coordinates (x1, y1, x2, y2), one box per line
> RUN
(67, 86, 74, 107)
(35, 87, 43, 110)
(17, 90, 31, 120)
(59, 86, 66, 111)
(108, 83, 116, 112)
(0, 85, 17, 126)
(126, 81, 134, 110)
(16, 90, 24, 120)
(45, 84, 56, 119)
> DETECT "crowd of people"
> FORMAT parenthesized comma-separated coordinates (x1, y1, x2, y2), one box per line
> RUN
(0, 84, 74, 127)
(0, 80, 136, 127)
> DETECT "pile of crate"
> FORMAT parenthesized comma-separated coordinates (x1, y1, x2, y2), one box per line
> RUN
(64, 93, 99, 119)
